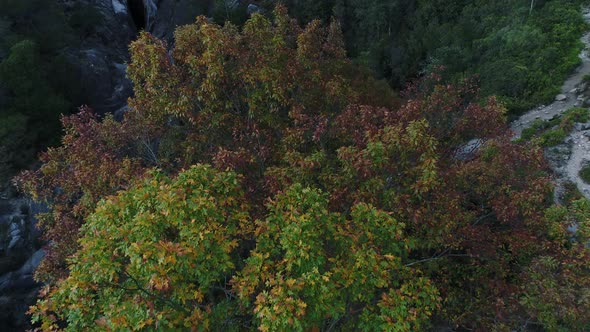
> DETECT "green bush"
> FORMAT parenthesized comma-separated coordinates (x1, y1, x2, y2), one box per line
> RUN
(0, 113, 32, 184)
(0, 0, 91, 184)
(561, 180, 584, 205)
(579, 163, 590, 184)
(540, 128, 567, 147)
(275, 0, 588, 113)
(560, 107, 589, 130)
(68, 3, 104, 38)
(521, 118, 549, 140)
(521, 107, 589, 146)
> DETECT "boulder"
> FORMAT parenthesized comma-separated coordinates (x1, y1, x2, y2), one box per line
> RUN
(555, 94, 567, 101)
(247, 4, 261, 15)
(111, 0, 127, 14)
(454, 138, 483, 161)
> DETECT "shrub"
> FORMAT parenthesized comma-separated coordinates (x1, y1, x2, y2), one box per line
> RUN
(521, 118, 549, 140)
(579, 162, 590, 184)
(541, 128, 567, 146)
(560, 107, 589, 130)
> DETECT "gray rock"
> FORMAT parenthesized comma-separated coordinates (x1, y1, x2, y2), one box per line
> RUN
(8, 222, 19, 237)
(7, 235, 22, 250)
(0, 271, 13, 291)
(53, 0, 138, 115)
(226, 0, 240, 9)
(247, 4, 260, 15)
(454, 138, 483, 161)
(0, 201, 11, 215)
(17, 249, 45, 277)
(111, 0, 127, 14)
(570, 88, 579, 94)
(144, 0, 159, 31)
(0, 250, 44, 292)
(556, 94, 568, 101)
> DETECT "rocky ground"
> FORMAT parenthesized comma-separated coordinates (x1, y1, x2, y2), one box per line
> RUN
(513, 8, 590, 203)
(0, 190, 46, 331)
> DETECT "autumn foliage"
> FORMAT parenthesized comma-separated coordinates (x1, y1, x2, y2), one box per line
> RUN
(21, 6, 590, 331)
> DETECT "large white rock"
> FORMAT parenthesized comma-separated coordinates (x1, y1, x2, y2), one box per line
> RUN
(455, 138, 483, 161)
(112, 0, 127, 14)
(247, 4, 260, 15)
(555, 94, 567, 101)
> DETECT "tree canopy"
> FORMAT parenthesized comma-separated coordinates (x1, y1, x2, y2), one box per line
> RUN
(20, 6, 590, 331)
(272, 0, 588, 113)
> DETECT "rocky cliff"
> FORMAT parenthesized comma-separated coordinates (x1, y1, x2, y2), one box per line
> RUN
(0, 0, 220, 330)
(57, 0, 215, 116)
(0, 192, 46, 331)
(0, 1, 265, 329)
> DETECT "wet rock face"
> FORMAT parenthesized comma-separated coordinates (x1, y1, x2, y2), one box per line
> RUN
(57, 0, 137, 115)
(60, 0, 216, 115)
(56, 0, 262, 115)
(127, 0, 147, 30)
(150, 0, 214, 43)
(0, 195, 46, 331)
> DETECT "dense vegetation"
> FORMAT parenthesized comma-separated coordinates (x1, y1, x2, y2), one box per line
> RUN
(1, 0, 587, 185)
(258, 0, 588, 113)
(520, 107, 590, 146)
(20, 7, 590, 331)
(0, 0, 102, 185)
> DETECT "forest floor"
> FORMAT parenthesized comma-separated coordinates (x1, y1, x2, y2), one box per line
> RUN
(512, 8, 590, 201)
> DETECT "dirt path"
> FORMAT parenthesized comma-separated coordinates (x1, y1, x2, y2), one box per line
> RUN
(512, 8, 590, 200)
